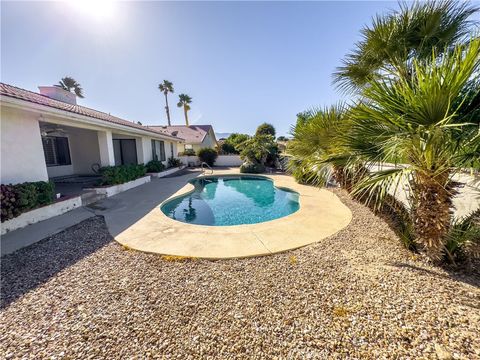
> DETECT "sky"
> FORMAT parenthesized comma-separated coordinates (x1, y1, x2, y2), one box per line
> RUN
(2, 1, 478, 137)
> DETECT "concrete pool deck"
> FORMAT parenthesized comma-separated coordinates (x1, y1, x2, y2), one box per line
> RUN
(112, 169, 353, 259)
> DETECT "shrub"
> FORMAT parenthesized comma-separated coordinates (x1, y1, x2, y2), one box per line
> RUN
(255, 123, 276, 137)
(0, 181, 55, 222)
(34, 181, 55, 206)
(1, 184, 20, 222)
(16, 182, 38, 211)
(182, 148, 196, 156)
(146, 160, 165, 173)
(197, 148, 218, 166)
(168, 157, 182, 168)
(240, 162, 265, 174)
(100, 164, 147, 186)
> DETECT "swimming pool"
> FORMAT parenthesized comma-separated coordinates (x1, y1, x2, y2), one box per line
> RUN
(161, 175, 300, 226)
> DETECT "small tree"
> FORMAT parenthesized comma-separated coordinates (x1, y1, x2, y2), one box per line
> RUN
(198, 148, 218, 166)
(239, 134, 277, 165)
(255, 123, 276, 137)
(222, 133, 250, 154)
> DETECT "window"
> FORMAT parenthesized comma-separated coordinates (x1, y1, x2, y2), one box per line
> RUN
(113, 139, 138, 165)
(151, 140, 166, 161)
(185, 144, 193, 150)
(42, 136, 71, 167)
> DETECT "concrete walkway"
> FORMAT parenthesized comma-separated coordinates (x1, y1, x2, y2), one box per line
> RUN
(1, 207, 94, 256)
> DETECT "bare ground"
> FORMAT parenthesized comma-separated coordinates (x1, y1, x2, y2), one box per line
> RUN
(1, 189, 479, 359)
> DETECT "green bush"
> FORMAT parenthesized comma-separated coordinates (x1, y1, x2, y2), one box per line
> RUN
(168, 157, 182, 168)
(16, 183, 38, 211)
(0, 181, 55, 222)
(100, 164, 147, 186)
(146, 160, 165, 173)
(240, 162, 265, 174)
(182, 148, 196, 156)
(34, 181, 55, 206)
(197, 148, 218, 166)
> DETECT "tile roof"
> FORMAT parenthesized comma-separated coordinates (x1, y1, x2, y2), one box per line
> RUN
(149, 125, 216, 144)
(0, 82, 182, 141)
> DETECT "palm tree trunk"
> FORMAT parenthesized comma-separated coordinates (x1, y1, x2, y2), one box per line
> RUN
(410, 171, 453, 262)
(164, 92, 171, 126)
(184, 106, 189, 126)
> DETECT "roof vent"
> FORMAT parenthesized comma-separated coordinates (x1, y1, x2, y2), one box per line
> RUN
(171, 131, 179, 136)
(38, 86, 77, 105)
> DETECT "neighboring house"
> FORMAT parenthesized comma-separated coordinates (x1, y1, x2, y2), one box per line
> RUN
(149, 125, 218, 154)
(0, 83, 184, 184)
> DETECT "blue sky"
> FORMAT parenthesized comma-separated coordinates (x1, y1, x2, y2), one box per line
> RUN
(2, 1, 477, 136)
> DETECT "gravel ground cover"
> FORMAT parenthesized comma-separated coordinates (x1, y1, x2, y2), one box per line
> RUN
(1, 189, 479, 359)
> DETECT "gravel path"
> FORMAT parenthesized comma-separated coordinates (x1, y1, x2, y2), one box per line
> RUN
(1, 189, 479, 359)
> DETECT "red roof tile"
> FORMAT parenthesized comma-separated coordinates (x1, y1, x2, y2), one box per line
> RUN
(0, 82, 182, 141)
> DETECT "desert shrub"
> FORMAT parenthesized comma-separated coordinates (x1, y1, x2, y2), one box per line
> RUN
(197, 148, 218, 166)
(444, 210, 480, 263)
(146, 160, 165, 173)
(100, 164, 147, 185)
(240, 162, 265, 174)
(221, 133, 250, 154)
(168, 157, 183, 168)
(0, 181, 55, 222)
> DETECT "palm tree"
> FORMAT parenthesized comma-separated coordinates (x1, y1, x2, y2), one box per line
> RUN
(177, 94, 192, 126)
(158, 80, 174, 126)
(348, 39, 480, 261)
(333, 0, 478, 93)
(287, 104, 361, 190)
(57, 76, 84, 98)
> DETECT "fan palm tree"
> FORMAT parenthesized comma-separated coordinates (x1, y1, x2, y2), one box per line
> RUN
(57, 76, 84, 98)
(333, 0, 479, 93)
(287, 104, 362, 190)
(177, 94, 192, 126)
(158, 80, 174, 126)
(348, 39, 480, 261)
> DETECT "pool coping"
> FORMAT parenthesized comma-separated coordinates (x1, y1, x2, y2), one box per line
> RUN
(115, 170, 353, 259)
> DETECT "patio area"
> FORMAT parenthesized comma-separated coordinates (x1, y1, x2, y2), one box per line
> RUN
(112, 169, 352, 258)
(1, 189, 479, 359)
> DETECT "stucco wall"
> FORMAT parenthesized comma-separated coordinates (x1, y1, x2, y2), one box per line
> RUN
(1, 107, 49, 184)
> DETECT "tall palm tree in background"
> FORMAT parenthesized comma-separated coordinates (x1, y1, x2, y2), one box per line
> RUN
(177, 94, 192, 126)
(57, 76, 84, 98)
(333, 0, 478, 93)
(158, 80, 174, 126)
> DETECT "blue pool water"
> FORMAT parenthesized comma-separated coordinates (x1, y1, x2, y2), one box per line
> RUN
(161, 176, 300, 226)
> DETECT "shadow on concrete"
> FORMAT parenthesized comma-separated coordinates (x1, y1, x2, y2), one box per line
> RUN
(1, 169, 203, 308)
(1, 216, 111, 309)
(87, 169, 203, 237)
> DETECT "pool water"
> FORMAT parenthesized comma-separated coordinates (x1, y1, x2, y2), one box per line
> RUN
(161, 176, 300, 226)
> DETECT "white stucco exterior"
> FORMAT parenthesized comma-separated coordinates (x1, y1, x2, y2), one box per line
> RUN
(0, 94, 184, 185)
(1, 106, 49, 183)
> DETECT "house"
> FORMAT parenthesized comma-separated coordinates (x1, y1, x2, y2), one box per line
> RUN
(0, 83, 184, 185)
(149, 125, 218, 154)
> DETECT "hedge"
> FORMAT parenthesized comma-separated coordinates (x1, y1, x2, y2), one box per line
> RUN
(1, 181, 55, 222)
(146, 160, 165, 173)
(99, 164, 147, 186)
